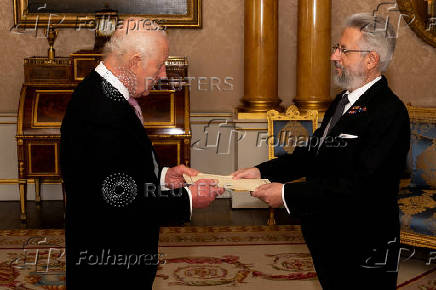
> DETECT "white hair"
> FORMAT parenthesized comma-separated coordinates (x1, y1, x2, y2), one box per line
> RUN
(103, 19, 167, 64)
(345, 13, 396, 72)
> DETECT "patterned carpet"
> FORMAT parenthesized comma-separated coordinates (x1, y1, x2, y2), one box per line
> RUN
(397, 267, 436, 289)
(0, 226, 434, 289)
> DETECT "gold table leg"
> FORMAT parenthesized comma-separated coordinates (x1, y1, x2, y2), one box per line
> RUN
(267, 207, 276, 225)
(19, 180, 27, 221)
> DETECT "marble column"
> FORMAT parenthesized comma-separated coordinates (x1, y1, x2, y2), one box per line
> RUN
(237, 0, 282, 118)
(294, 0, 332, 112)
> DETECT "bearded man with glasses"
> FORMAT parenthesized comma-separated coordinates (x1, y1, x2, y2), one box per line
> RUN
(232, 13, 410, 290)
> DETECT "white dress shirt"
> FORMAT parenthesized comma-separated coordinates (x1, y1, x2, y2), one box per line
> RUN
(343, 76, 381, 113)
(95, 61, 193, 217)
(281, 76, 382, 214)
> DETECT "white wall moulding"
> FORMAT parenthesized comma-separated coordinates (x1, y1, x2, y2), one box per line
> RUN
(190, 113, 236, 199)
(232, 118, 269, 208)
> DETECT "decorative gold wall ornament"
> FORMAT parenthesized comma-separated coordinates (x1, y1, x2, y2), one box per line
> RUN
(397, 0, 436, 48)
(94, 7, 118, 51)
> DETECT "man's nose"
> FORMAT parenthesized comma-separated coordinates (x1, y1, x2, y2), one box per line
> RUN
(330, 51, 340, 61)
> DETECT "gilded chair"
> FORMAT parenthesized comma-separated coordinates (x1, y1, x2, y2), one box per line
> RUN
(266, 105, 318, 225)
(398, 106, 436, 249)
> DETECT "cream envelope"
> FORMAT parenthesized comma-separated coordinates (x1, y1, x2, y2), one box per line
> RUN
(183, 173, 270, 192)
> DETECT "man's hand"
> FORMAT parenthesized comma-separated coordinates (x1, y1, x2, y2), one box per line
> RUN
(252, 183, 284, 208)
(165, 164, 199, 189)
(189, 179, 225, 209)
(231, 167, 261, 180)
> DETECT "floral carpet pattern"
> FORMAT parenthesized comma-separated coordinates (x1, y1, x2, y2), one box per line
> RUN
(0, 226, 434, 289)
(0, 226, 319, 289)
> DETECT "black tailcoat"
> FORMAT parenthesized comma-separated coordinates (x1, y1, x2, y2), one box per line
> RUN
(60, 71, 191, 289)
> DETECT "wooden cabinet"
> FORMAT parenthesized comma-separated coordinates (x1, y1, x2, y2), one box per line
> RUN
(16, 53, 191, 220)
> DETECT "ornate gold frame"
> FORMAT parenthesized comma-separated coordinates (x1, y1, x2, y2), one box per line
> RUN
(266, 105, 318, 160)
(13, 0, 201, 29)
(397, 0, 436, 48)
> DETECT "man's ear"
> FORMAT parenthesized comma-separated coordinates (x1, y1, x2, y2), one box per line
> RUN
(128, 54, 142, 70)
(367, 51, 379, 70)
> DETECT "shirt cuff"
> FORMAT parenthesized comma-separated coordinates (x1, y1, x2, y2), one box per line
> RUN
(282, 184, 291, 214)
(184, 186, 193, 220)
(160, 167, 170, 190)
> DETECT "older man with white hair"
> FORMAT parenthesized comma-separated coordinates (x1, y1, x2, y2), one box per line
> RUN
(61, 18, 224, 289)
(233, 13, 410, 289)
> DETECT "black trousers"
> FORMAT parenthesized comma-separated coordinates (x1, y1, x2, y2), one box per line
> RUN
(302, 224, 399, 290)
(66, 262, 157, 289)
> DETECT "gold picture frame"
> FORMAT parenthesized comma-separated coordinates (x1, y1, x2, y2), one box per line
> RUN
(13, 0, 201, 29)
(267, 105, 318, 160)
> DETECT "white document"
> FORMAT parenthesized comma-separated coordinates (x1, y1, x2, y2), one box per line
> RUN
(183, 173, 270, 192)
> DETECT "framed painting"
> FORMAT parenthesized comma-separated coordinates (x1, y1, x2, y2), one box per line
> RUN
(13, 0, 201, 28)
(267, 105, 318, 160)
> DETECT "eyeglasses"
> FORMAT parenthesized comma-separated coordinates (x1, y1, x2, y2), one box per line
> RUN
(331, 43, 372, 56)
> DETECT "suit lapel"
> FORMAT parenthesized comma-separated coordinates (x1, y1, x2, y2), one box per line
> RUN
(125, 106, 161, 167)
(327, 76, 388, 136)
(315, 92, 345, 138)
(125, 107, 152, 149)
(94, 70, 160, 177)
(125, 107, 162, 174)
